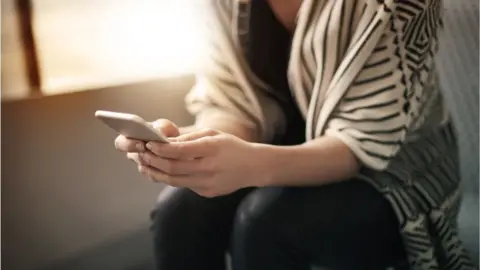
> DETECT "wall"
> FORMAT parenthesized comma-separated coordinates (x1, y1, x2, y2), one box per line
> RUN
(2, 76, 195, 270)
(1, 0, 30, 100)
(437, 0, 479, 261)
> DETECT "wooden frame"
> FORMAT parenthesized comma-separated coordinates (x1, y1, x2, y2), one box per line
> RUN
(15, 0, 42, 96)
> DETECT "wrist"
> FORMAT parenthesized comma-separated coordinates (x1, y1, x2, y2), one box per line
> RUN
(250, 143, 293, 187)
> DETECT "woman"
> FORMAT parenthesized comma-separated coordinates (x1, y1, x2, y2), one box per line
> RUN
(115, 0, 475, 269)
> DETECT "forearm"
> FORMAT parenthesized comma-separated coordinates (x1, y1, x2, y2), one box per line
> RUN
(256, 136, 361, 187)
(180, 117, 258, 142)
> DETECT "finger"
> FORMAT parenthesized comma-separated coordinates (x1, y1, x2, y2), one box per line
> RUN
(115, 135, 145, 152)
(127, 152, 140, 164)
(146, 137, 216, 159)
(139, 152, 212, 175)
(137, 164, 156, 182)
(138, 165, 202, 187)
(127, 152, 149, 165)
(151, 119, 180, 137)
(173, 128, 219, 142)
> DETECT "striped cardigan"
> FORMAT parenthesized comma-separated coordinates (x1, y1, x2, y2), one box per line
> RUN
(185, 0, 476, 269)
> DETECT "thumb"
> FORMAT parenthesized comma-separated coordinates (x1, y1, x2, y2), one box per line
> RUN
(150, 119, 180, 138)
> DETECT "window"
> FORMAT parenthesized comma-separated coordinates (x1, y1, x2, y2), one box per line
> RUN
(2, 0, 204, 100)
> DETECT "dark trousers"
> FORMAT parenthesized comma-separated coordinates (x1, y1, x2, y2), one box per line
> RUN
(150, 179, 406, 270)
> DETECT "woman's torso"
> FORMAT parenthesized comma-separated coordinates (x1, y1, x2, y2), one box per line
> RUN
(246, 0, 305, 146)
(209, 1, 471, 267)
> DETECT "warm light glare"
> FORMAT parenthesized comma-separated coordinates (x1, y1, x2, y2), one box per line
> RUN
(33, 0, 204, 94)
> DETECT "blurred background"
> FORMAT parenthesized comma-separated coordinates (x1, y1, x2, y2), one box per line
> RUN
(2, 0, 204, 99)
(1, 0, 479, 270)
(2, 0, 201, 269)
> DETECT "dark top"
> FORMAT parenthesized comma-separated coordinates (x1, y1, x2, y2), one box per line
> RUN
(246, 0, 305, 146)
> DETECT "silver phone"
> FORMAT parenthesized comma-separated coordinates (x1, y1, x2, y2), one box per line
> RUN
(95, 110, 169, 143)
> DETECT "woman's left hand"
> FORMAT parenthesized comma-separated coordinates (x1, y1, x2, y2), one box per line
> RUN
(137, 129, 271, 197)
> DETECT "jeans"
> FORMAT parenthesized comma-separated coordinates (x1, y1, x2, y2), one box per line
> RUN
(150, 179, 406, 270)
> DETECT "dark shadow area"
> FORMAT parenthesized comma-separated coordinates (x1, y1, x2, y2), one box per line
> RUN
(40, 227, 155, 270)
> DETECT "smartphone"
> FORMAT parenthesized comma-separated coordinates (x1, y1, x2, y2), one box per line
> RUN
(95, 110, 169, 143)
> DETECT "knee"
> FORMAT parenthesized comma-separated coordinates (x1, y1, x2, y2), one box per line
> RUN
(150, 186, 195, 238)
(232, 187, 284, 243)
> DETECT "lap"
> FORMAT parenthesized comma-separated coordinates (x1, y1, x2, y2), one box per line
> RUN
(236, 179, 397, 231)
(151, 185, 252, 232)
(153, 180, 400, 236)
(152, 180, 405, 266)
(153, 180, 401, 238)
(233, 179, 405, 267)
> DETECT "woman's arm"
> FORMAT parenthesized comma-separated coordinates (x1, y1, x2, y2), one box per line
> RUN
(140, 123, 361, 196)
(181, 118, 360, 188)
(255, 136, 361, 187)
(184, 1, 286, 145)
(179, 117, 258, 142)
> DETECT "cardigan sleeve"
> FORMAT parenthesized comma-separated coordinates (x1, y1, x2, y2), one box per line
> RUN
(185, 0, 286, 143)
(323, 0, 443, 171)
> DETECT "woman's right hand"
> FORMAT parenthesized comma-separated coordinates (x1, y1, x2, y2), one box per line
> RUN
(114, 119, 180, 164)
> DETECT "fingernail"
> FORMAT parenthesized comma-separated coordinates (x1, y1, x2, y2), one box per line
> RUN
(136, 143, 145, 152)
(146, 142, 153, 150)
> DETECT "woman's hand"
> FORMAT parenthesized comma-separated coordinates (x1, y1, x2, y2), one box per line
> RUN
(138, 129, 271, 197)
(114, 119, 180, 164)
